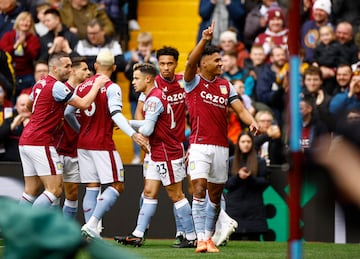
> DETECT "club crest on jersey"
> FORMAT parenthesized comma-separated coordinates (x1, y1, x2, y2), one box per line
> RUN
(147, 101, 156, 112)
(220, 85, 228, 95)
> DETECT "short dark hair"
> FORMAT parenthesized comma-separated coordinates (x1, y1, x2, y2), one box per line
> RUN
(71, 56, 88, 67)
(48, 51, 70, 66)
(199, 44, 220, 66)
(133, 63, 157, 77)
(304, 65, 323, 80)
(202, 44, 220, 58)
(44, 8, 61, 18)
(156, 46, 179, 61)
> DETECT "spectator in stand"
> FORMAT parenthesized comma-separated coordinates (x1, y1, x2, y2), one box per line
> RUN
(59, 0, 114, 40)
(331, 0, 360, 36)
(0, 12, 41, 101)
(221, 50, 255, 98)
(335, 21, 359, 66)
(0, 84, 13, 159)
(127, 0, 140, 31)
(227, 79, 256, 149)
(301, 0, 314, 25)
(225, 131, 269, 241)
(0, 50, 16, 99)
(244, 0, 280, 49)
(254, 6, 288, 58)
(125, 32, 158, 164)
(17, 60, 49, 97)
(312, 25, 347, 95)
(301, 0, 333, 63)
(38, 8, 79, 62)
(243, 44, 267, 82)
(333, 64, 353, 95)
(34, 2, 50, 37)
(197, 0, 246, 46)
(34, 60, 49, 82)
(19, 60, 49, 96)
(0, 0, 25, 38)
(330, 73, 360, 115)
(93, 0, 140, 31)
(300, 97, 328, 163)
(301, 65, 332, 129)
(256, 46, 288, 126)
(219, 30, 249, 68)
(254, 110, 286, 166)
(313, 25, 347, 69)
(231, 79, 256, 115)
(74, 18, 126, 81)
(0, 93, 30, 162)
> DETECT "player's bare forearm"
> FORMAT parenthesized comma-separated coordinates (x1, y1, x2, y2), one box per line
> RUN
(232, 100, 259, 134)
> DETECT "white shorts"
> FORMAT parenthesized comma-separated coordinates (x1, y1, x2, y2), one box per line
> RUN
(187, 144, 229, 184)
(143, 152, 151, 178)
(146, 157, 186, 186)
(19, 145, 63, 177)
(60, 155, 80, 183)
(77, 149, 124, 184)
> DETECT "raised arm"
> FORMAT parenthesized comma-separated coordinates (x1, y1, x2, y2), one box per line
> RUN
(184, 21, 214, 82)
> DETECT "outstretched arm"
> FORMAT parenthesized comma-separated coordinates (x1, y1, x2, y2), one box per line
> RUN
(184, 21, 214, 82)
(231, 99, 259, 135)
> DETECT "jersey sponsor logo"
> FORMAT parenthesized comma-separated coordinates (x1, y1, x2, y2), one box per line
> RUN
(200, 91, 228, 106)
(167, 92, 186, 103)
(146, 101, 156, 112)
(220, 85, 228, 95)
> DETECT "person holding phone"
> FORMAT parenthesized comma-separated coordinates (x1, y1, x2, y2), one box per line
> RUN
(225, 131, 270, 241)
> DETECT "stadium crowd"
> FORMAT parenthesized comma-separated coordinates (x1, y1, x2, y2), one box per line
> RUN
(1, 0, 360, 254)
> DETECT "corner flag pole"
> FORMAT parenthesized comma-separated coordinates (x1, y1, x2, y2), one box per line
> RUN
(287, 0, 303, 258)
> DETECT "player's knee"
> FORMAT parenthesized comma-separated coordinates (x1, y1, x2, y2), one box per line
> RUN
(111, 182, 124, 193)
(168, 191, 185, 203)
(192, 185, 206, 199)
(50, 186, 63, 198)
(143, 189, 157, 199)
